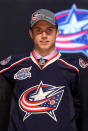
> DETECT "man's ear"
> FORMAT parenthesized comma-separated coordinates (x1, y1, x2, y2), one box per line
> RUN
(29, 29, 33, 39)
(56, 29, 59, 38)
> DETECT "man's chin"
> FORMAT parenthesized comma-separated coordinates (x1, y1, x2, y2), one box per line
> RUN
(40, 47, 50, 51)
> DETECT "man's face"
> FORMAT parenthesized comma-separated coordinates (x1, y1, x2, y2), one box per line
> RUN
(29, 20, 59, 55)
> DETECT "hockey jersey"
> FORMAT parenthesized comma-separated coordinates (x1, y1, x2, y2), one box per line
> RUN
(0, 51, 80, 131)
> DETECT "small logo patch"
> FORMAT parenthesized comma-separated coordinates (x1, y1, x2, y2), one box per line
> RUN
(79, 58, 88, 68)
(0, 56, 11, 65)
(39, 58, 46, 66)
(14, 66, 32, 80)
(32, 12, 41, 21)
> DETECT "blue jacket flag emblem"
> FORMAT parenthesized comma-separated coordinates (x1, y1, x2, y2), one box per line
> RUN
(19, 81, 65, 122)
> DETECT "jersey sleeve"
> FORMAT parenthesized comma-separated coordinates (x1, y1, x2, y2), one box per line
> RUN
(0, 53, 29, 78)
(71, 70, 81, 131)
(60, 56, 81, 129)
(0, 56, 12, 75)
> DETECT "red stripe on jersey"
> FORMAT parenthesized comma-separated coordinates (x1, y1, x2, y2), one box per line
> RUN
(0, 57, 31, 74)
(32, 51, 41, 69)
(58, 59, 79, 73)
(43, 51, 59, 67)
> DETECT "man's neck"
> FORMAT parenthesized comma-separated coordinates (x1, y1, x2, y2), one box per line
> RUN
(34, 48, 56, 57)
(33, 49, 57, 60)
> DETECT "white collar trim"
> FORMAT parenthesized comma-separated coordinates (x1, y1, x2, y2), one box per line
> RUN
(30, 51, 61, 70)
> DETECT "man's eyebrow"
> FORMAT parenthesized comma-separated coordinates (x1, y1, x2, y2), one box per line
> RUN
(32, 26, 40, 29)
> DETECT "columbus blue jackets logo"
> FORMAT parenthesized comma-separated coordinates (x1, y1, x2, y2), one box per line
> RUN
(32, 12, 41, 21)
(19, 81, 65, 122)
(0, 56, 11, 65)
(79, 58, 88, 68)
(55, 4, 88, 57)
(14, 66, 32, 80)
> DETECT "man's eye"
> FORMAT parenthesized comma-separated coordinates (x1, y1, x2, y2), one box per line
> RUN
(47, 28, 55, 34)
(36, 29, 41, 32)
(47, 28, 53, 32)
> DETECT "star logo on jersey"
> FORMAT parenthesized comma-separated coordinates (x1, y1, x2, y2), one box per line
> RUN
(55, 4, 88, 57)
(19, 81, 65, 122)
(14, 66, 32, 80)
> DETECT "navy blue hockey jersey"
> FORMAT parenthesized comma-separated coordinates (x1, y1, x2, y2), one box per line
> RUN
(0, 51, 80, 131)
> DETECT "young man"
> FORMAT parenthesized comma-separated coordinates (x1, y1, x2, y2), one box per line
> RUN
(0, 9, 80, 131)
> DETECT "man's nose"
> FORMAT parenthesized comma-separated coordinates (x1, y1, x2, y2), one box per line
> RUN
(41, 31, 47, 38)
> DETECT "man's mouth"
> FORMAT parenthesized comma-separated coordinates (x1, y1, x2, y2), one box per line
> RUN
(40, 41, 49, 44)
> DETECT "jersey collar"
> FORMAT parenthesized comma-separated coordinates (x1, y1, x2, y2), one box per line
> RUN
(30, 50, 61, 70)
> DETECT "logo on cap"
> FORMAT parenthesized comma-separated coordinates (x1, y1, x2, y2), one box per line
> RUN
(32, 12, 41, 21)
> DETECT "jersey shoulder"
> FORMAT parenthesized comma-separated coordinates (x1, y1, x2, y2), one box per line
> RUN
(58, 56, 79, 73)
(0, 53, 31, 74)
(60, 55, 88, 70)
